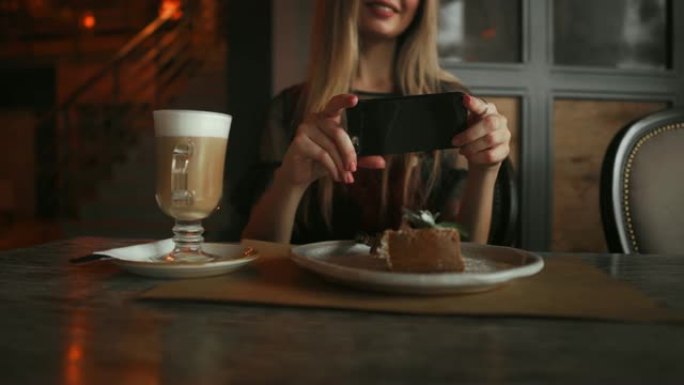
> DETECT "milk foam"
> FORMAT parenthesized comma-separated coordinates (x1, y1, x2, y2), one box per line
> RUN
(154, 110, 232, 138)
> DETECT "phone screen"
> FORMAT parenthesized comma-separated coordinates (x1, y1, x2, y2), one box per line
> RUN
(346, 92, 467, 156)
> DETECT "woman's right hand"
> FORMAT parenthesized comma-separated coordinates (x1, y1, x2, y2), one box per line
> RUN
(278, 93, 384, 188)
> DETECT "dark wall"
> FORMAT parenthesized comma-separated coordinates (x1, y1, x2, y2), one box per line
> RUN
(220, 0, 272, 240)
(0, 64, 57, 217)
(0, 65, 55, 108)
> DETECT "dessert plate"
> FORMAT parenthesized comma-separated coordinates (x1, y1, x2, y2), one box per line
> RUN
(290, 240, 544, 294)
(94, 239, 258, 279)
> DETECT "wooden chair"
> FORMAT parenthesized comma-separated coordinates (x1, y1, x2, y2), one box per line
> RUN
(489, 157, 519, 247)
(600, 107, 684, 254)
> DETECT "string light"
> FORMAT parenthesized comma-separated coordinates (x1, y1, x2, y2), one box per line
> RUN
(81, 11, 96, 30)
(159, 0, 183, 20)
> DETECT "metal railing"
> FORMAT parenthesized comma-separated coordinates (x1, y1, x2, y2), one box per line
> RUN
(36, 4, 199, 217)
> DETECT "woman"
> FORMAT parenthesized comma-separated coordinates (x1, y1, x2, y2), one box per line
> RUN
(242, 0, 511, 244)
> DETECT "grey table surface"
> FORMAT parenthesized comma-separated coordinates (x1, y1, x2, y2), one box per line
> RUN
(1, 237, 683, 385)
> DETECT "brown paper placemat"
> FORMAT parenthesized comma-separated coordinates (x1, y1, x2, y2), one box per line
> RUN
(139, 240, 680, 322)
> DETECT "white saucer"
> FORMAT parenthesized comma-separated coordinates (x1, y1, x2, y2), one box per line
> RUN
(96, 239, 258, 279)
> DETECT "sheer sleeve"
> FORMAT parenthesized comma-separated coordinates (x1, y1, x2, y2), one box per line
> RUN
(424, 154, 468, 217)
(231, 85, 303, 229)
(259, 84, 303, 163)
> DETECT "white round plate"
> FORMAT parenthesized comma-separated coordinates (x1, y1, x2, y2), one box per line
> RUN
(110, 242, 258, 279)
(290, 241, 544, 294)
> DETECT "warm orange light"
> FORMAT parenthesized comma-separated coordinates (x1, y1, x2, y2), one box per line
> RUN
(67, 345, 83, 362)
(81, 11, 96, 30)
(159, 0, 182, 20)
(63, 309, 86, 385)
(481, 27, 497, 40)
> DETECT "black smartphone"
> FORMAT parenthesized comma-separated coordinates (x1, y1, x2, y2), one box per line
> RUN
(346, 92, 467, 156)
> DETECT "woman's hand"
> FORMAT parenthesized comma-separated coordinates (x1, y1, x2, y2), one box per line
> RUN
(282, 93, 359, 187)
(452, 94, 511, 172)
(279, 93, 386, 188)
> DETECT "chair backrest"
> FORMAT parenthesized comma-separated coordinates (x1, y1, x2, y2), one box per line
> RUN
(600, 107, 684, 254)
(489, 157, 519, 247)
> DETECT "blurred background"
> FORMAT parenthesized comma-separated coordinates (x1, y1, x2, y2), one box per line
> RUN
(0, 0, 682, 252)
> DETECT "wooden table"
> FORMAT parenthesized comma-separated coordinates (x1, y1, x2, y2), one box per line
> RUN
(1, 237, 683, 384)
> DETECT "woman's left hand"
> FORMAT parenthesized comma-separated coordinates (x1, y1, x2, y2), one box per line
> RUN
(451, 94, 511, 172)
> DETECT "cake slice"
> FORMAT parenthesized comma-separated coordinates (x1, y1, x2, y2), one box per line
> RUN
(373, 210, 466, 273)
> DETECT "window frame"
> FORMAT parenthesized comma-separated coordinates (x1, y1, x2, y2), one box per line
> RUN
(440, 0, 684, 250)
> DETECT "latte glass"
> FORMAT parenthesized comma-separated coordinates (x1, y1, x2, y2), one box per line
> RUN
(153, 109, 231, 262)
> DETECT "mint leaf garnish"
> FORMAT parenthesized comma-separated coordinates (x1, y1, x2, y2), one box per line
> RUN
(402, 209, 469, 239)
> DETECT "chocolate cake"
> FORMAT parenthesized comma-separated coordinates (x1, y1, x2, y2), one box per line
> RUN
(373, 210, 465, 273)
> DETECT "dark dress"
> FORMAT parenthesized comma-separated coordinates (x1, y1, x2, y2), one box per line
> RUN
(245, 85, 468, 244)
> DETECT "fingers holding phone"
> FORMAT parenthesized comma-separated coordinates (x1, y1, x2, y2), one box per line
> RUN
(281, 94, 359, 186)
(452, 94, 511, 170)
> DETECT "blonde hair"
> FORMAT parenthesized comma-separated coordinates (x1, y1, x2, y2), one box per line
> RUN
(299, 0, 464, 229)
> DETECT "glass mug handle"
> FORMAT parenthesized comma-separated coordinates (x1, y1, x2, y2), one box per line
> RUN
(171, 140, 194, 206)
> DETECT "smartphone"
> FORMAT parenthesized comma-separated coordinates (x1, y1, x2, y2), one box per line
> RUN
(346, 92, 467, 156)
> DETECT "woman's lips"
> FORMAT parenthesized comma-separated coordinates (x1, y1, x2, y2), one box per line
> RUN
(365, 1, 399, 19)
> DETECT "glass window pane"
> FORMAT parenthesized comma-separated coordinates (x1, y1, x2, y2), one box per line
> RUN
(552, 99, 667, 253)
(553, 0, 670, 69)
(438, 0, 521, 63)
